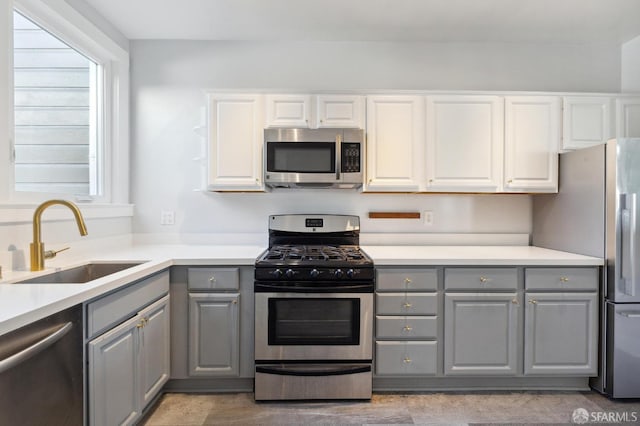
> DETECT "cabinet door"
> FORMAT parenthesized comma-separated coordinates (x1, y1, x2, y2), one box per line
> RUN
(504, 96, 560, 192)
(426, 95, 503, 192)
(316, 95, 365, 128)
(444, 292, 519, 375)
(365, 95, 424, 191)
(207, 94, 264, 191)
(265, 94, 311, 127)
(375, 341, 437, 376)
(188, 293, 240, 376)
(139, 295, 170, 407)
(524, 292, 598, 375)
(89, 315, 142, 426)
(616, 97, 640, 138)
(562, 96, 612, 150)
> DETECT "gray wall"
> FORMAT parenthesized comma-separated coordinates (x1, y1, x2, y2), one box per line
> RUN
(129, 40, 622, 237)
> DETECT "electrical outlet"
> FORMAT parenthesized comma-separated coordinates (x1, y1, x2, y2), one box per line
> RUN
(424, 211, 433, 225)
(160, 210, 175, 225)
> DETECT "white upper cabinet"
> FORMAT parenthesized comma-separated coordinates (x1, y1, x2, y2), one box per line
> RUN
(364, 95, 424, 192)
(265, 94, 311, 128)
(616, 97, 640, 138)
(265, 94, 365, 129)
(207, 94, 264, 191)
(316, 95, 365, 128)
(504, 96, 560, 193)
(425, 95, 504, 192)
(562, 96, 613, 150)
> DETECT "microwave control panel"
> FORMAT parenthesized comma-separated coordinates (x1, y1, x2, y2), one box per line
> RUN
(341, 143, 361, 173)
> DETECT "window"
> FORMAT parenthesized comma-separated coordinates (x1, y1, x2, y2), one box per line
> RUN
(13, 11, 101, 196)
(1, 0, 129, 208)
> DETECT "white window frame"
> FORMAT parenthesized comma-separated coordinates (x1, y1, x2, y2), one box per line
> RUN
(1, 0, 129, 216)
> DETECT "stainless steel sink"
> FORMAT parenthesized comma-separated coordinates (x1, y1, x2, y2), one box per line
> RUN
(16, 262, 144, 284)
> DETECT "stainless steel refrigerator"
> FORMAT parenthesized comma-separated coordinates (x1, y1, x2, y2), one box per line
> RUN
(532, 138, 640, 398)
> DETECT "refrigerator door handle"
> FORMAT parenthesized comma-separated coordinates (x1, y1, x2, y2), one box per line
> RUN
(616, 311, 640, 318)
(620, 193, 637, 297)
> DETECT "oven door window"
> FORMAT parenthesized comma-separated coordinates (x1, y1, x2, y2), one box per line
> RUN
(266, 142, 336, 173)
(268, 298, 360, 345)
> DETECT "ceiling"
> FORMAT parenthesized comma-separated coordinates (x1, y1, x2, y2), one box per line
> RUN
(83, 0, 640, 44)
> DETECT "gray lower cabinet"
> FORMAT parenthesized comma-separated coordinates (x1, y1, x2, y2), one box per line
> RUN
(88, 294, 170, 426)
(188, 293, 240, 376)
(375, 267, 439, 377)
(444, 292, 519, 375)
(524, 292, 598, 375)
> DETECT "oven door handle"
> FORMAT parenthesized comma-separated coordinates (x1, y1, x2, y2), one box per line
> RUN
(254, 283, 373, 292)
(256, 364, 371, 377)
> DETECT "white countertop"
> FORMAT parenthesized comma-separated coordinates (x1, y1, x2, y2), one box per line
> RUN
(0, 244, 266, 336)
(0, 243, 602, 337)
(361, 245, 604, 266)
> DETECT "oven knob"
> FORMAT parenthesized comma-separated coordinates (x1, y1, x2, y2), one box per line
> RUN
(310, 269, 320, 279)
(346, 269, 355, 278)
(285, 269, 296, 279)
(272, 269, 283, 278)
(334, 269, 344, 279)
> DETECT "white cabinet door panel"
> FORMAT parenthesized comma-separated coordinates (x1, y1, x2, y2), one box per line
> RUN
(365, 96, 424, 191)
(562, 97, 612, 150)
(265, 94, 311, 127)
(616, 97, 640, 138)
(316, 95, 365, 128)
(504, 96, 560, 192)
(426, 95, 503, 192)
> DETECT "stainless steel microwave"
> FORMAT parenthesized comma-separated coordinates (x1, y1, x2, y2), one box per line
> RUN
(264, 128, 364, 188)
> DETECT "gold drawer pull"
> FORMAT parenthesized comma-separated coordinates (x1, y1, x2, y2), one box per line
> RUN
(479, 276, 489, 283)
(403, 325, 413, 331)
(209, 276, 216, 283)
(404, 278, 412, 285)
(529, 299, 538, 305)
(512, 298, 519, 305)
(403, 357, 412, 363)
(560, 277, 570, 283)
(403, 302, 412, 308)
(232, 300, 238, 305)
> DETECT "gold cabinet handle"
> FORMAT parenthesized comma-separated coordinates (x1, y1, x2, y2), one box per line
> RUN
(403, 357, 412, 363)
(232, 300, 238, 304)
(508, 179, 513, 184)
(560, 277, 570, 283)
(404, 278, 412, 285)
(209, 276, 216, 283)
(136, 319, 147, 329)
(512, 298, 519, 305)
(403, 325, 413, 331)
(529, 299, 538, 304)
(403, 302, 412, 308)
(479, 276, 489, 283)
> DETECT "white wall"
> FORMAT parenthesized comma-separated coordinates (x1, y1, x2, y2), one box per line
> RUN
(622, 35, 640, 92)
(129, 40, 622, 239)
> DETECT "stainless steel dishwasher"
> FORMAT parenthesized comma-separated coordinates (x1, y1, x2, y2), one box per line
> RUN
(0, 304, 83, 426)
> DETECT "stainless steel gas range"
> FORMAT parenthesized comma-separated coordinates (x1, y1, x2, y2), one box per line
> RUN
(254, 214, 374, 401)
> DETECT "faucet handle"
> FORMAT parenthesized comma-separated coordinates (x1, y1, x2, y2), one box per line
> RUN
(44, 247, 70, 259)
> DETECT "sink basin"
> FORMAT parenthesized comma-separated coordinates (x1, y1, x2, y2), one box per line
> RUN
(17, 262, 144, 284)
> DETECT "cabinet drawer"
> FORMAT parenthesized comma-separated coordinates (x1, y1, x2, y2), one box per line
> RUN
(377, 269, 438, 291)
(87, 270, 169, 339)
(445, 268, 517, 290)
(188, 267, 239, 291)
(376, 316, 437, 339)
(375, 341, 437, 376)
(525, 268, 598, 291)
(376, 293, 437, 315)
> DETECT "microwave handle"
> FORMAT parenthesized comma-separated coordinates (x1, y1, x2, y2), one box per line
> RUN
(335, 133, 341, 180)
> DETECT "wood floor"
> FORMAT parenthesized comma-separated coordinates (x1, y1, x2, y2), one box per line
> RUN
(141, 391, 640, 425)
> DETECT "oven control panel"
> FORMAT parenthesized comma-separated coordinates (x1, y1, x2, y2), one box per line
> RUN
(255, 267, 374, 281)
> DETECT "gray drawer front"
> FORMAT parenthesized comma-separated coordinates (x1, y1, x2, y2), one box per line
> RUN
(87, 270, 169, 339)
(188, 267, 239, 291)
(445, 268, 518, 290)
(376, 315, 437, 339)
(377, 269, 438, 291)
(376, 293, 437, 315)
(525, 268, 598, 291)
(375, 341, 437, 376)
